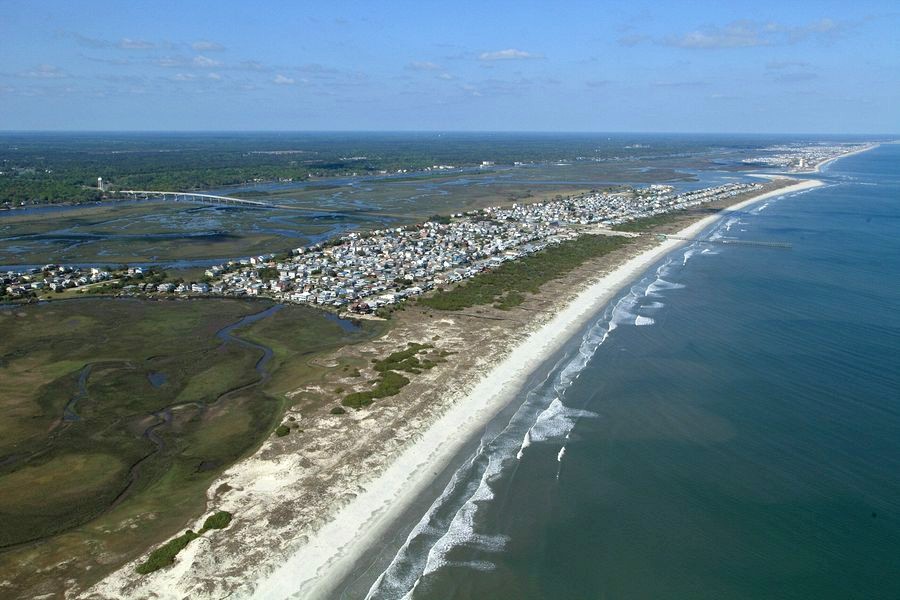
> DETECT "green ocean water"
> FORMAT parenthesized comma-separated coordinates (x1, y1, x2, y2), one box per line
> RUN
(366, 144, 900, 599)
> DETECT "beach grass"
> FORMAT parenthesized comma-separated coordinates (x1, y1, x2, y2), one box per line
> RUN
(419, 233, 632, 311)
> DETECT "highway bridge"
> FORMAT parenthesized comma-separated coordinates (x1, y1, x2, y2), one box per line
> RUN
(117, 190, 276, 208)
(115, 189, 410, 219)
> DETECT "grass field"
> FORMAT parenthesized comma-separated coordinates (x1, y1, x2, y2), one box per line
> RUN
(0, 297, 383, 597)
(419, 234, 633, 311)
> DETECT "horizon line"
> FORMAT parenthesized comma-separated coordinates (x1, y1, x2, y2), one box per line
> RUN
(0, 129, 896, 137)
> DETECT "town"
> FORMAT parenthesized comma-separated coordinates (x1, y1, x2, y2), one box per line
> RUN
(743, 143, 871, 171)
(2, 180, 763, 310)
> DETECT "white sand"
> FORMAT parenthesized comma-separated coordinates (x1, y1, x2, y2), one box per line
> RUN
(808, 143, 880, 173)
(251, 177, 824, 599)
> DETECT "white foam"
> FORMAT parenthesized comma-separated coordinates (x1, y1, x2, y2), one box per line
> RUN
(388, 318, 613, 595)
(634, 315, 655, 326)
(516, 430, 531, 460)
(413, 457, 510, 582)
(527, 398, 597, 446)
(682, 247, 697, 265)
(245, 178, 828, 600)
(557, 447, 566, 462)
(645, 278, 685, 297)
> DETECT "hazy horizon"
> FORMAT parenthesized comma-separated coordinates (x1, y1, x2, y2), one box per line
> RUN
(2, 0, 898, 133)
(0, 129, 894, 136)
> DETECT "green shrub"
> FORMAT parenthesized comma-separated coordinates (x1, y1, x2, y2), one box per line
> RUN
(373, 343, 432, 373)
(342, 391, 375, 408)
(200, 511, 232, 532)
(275, 425, 290, 437)
(420, 235, 631, 311)
(135, 530, 198, 574)
(257, 267, 278, 280)
(342, 370, 411, 408)
(372, 370, 410, 398)
(330, 406, 347, 415)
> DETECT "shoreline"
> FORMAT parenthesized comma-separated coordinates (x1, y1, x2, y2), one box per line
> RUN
(249, 177, 825, 599)
(78, 176, 825, 600)
(803, 143, 880, 174)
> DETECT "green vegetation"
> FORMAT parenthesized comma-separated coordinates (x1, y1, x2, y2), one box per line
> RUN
(420, 234, 632, 311)
(612, 213, 684, 232)
(135, 530, 199, 575)
(342, 343, 441, 408)
(0, 132, 669, 206)
(375, 370, 411, 395)
(341, 370, 410, 408)
(236, 305, 385, 399)
(200, 511, 233, 532)
(275, 424, 291, 437)
(330, 406, 347, 415)
(0, 298, 384, 598)
(0, 299, 273, 550)
(135, 510, 233, 575)
(373, 342, 434, 373)
(257, 267, 278, 280)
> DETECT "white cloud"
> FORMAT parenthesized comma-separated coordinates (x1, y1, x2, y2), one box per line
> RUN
(117, 37, 155, 49)
(155, 57, 182, 68)
(478, 48, 543, 61)
(237, 60, 268, 72)
(659, 18, 851, 49)
(273, 74, 295, 85)
(460, 83, 482, 96)
(21, 64, 67, 78)
(437, 72, 455, 80)
(193, 55, 221, 68)
(766, 59, 811, 70)
(192, 40, 225, 52)
(406, 61, 441, 71)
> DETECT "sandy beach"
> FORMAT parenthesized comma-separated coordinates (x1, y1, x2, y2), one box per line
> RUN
(808, 143, 881, 173)
(81, 177, 822, 600)
(249, 177, 824, 599)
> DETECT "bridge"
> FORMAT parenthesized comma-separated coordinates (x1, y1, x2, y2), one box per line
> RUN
(115, 189, 409, 219)
(117, 190, 276, 208)
(656, 234, 792, 249)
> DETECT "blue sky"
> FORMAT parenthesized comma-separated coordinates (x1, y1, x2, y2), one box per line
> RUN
(1, 0, 897, 132)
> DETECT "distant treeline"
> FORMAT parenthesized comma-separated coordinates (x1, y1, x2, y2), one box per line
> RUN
(0, 131, 771, 205)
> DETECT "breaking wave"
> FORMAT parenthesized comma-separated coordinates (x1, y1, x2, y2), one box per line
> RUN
(366, 221, 723, 599)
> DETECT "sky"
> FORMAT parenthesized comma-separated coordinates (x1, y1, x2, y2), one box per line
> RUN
(1, 0, 898, 133)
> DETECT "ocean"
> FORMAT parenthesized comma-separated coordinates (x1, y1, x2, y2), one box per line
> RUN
(363, 144, 900, 599)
